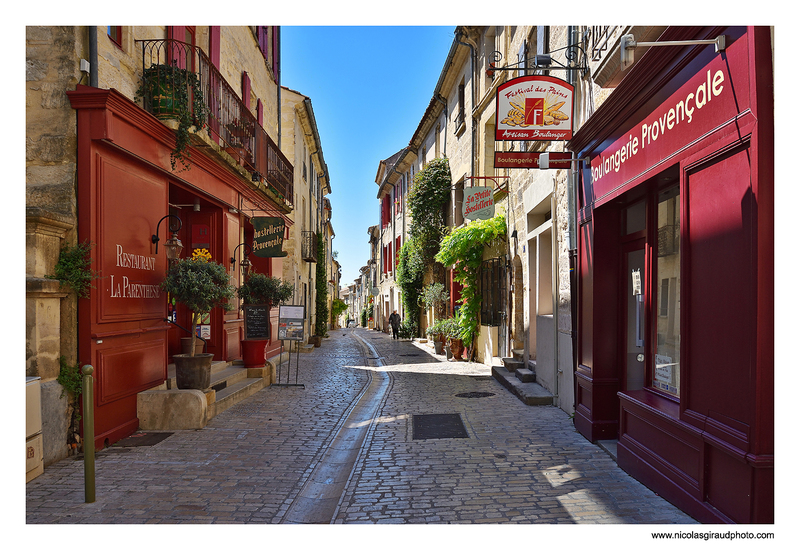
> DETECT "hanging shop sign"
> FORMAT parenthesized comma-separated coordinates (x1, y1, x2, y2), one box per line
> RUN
(463, 187, 495, 220)
(251, 217, 287, 257)
(495, 75, 574, 141)
(494, 151, 573, 169)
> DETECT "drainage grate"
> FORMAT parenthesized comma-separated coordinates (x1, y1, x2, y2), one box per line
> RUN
(114, 432, 173, 447)
(412, 414, 469, 440)
(455, 391, 496, 398)
(229, 403, 263, 417)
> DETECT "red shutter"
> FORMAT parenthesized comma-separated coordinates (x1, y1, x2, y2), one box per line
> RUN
(210, 26, 221, 69)
(273, 26, 280, 82)
(242, 72, 251, 109)
(167, 26, 186, 69)
(257, 99, 263, 126)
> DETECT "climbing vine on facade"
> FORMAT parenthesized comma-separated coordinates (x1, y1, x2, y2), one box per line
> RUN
(314, 233, 328, 337)
(407, 157, 451, 264)
(435, 212, 507, 350)
(396, 236, 425, 336)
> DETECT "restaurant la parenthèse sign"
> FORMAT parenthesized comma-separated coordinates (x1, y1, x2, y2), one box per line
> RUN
(495, 75, 574, 142)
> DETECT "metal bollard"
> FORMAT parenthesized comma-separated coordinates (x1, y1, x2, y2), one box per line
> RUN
(81, 365, 95, 503)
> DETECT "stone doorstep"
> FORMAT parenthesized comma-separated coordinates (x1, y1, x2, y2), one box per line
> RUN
(138, 361, 273, 431)
(491, 366, 554, 406)
(515, 368, 536, 383)
(501, 357, 524, 372)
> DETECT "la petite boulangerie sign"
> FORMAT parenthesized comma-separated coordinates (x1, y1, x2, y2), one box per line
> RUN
(251, 217, 287, 257)
(496, 75, 574, 141)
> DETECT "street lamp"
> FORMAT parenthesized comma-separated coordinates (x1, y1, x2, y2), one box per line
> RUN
(231, 242, 252, 276)
(152, 214, 183, 261)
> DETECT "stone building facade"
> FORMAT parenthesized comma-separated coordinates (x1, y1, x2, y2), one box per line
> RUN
(26, 26, 337, 471)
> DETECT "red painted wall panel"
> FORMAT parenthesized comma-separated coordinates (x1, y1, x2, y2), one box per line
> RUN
(685, 144, 755, 432)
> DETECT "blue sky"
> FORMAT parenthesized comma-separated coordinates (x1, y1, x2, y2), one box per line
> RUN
(280, 26, 456, 287)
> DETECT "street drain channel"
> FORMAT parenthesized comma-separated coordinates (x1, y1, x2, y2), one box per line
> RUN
(455, 391, 496, 398)
(412, 413, 469, 440)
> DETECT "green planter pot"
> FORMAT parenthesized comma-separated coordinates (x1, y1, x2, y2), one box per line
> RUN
(173, 353, 214, 390)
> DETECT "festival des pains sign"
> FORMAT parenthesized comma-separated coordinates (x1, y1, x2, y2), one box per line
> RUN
(251, 217, 287, 257)
(495, 75, 574, 141)
(463, 187, 495, 221)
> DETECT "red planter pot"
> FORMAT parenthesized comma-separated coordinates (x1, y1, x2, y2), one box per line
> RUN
(241, 339, 268, 368)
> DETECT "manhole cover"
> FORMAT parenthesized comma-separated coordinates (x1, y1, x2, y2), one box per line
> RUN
(455, 391, 496, 398)
(114, 432, 173, 447)
(412, 414, 469, 440)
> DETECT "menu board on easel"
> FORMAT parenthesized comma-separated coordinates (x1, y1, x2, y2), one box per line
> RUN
(243, 304, 271, 340)
(278, 305, 305, 341)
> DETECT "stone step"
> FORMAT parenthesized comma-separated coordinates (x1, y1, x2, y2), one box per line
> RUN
(212, 376, 266, 417)
(515, 368, 536, 383)
(501, 357, 524, 372)
(512, 349, 525, 361)
(491, 366, 553, 406)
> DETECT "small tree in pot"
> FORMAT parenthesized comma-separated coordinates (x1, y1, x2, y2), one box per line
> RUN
(160, 253, 235, 389)
(237, 272, 293, 367)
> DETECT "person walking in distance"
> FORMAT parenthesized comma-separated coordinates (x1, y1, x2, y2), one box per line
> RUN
(388, 310, 401, 339)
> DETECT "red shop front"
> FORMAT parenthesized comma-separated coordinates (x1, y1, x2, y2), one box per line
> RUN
(569, 27, 773, 523)
(68, 86, 290, 449)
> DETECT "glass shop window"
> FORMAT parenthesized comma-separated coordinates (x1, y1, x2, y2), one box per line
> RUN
(651, 186, 680, 397)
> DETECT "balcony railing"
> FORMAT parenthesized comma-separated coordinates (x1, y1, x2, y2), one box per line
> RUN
(301, 231, 318, 263)
(136, 39, 293, 205)
(590, 26, 617, 62)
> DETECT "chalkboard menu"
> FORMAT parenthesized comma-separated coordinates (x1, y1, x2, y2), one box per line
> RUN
(243, 305, 271, 340)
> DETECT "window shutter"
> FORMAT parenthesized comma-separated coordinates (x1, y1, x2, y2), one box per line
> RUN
(242, 72, 251, 109)
(210, 26, 221, 69)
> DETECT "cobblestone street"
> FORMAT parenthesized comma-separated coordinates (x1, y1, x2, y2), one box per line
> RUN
(26, 328, 696, 540)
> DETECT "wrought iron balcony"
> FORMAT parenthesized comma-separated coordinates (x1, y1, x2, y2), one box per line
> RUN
(136, 39, 293, 206)
(301, 231, 318, 263)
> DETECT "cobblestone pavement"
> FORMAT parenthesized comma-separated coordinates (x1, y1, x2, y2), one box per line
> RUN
(26, 327, 696, 532)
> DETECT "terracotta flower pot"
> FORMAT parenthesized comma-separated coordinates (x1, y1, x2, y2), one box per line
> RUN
(450, 338, 464, 360)
(173, 353, 214, 390)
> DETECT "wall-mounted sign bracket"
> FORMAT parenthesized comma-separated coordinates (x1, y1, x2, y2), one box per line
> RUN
(621, 34, 726, 71)
(488, 41, 588, 78)
(538, 153, 589, 169)
(464, 176, 509, 193)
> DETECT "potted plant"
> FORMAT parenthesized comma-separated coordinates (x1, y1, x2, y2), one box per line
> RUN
(426, 319, 446, 354)
(160, 253, 235, 389)
(442, 315, 465, 361)
(136, 63, 208, 171)
(420, 282, 449, 321)
(237, 272, 293, 367)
